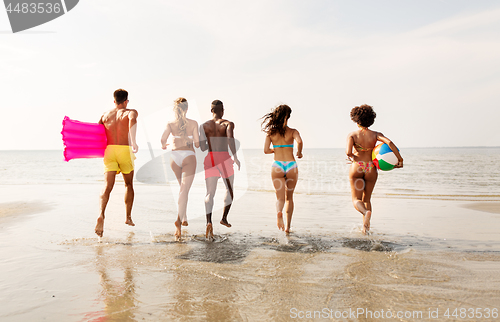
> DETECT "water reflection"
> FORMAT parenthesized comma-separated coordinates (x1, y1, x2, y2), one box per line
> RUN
(160, 238, 244, 321)
(74, 231, 500, 321)
(90, 232, 138, 322)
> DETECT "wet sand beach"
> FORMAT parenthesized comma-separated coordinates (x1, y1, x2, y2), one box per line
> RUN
(462, 202, 500, 215)
(0, 201, 52, 224)
(1, 181, 499, 321)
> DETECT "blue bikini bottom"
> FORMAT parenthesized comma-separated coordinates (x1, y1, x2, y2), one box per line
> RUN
(272, 161, 297, 176)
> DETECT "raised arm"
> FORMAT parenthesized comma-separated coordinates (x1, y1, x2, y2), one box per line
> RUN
(128, 110, 138, 153)
(227, 122, 240, 170)
(192, 121, 200, 149)
(199, 123, 208, 152)
(160, 123, 171, 150)
(264, 135, 274, 154)
(376, 132, 403, 168)
(293, 129, 303, 159)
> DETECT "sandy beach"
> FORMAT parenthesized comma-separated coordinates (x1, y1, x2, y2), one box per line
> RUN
(1, 180, 499, 321)
(462, 202, 500, 215)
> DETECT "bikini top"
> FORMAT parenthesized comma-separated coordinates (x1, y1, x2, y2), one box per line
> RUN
(173, 135, 194, 139)
(354, 142, 372, 152)
(273, 144, 293, 148)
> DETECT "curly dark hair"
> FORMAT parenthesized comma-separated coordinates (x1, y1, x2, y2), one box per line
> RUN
(350, 104, 376, 128)
(261, 104, 292, 136)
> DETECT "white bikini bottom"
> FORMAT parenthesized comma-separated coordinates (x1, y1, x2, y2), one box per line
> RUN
(171, 150, 195, 167)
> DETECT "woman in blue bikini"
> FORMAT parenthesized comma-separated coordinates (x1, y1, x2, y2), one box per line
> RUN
(346, 104, 403, 234)
(161, 97, 200, 240)
(262, 105, 303, 234)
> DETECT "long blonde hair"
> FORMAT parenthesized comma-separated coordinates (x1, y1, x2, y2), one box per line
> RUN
(173, 97, 189, 145)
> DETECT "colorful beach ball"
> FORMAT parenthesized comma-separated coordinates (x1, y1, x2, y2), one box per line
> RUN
(372, 143, 399, 171)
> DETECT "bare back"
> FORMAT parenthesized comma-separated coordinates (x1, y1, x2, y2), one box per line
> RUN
(166, 119, 199, 151)
(347, 129, 378, 162)
(100, 108, 138, 146)
(202, 119, 232, 152)
(269, 127, 297, 162)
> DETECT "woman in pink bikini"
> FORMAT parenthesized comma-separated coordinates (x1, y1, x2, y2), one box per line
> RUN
(262, 105, 303, 234)
(346, 104, 403, 234)
(161, 97, 200, 240)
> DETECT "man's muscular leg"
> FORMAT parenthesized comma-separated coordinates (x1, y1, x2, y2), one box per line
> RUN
(95, 171, 116, 237)
(204, 176, 218, 239)
(122, 171, 135, 227)
(220, 175, 234, 227)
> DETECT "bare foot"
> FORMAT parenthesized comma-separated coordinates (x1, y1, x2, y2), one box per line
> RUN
(362, 211, 371, 235)
(125, 217, 135, 226)
(205, 223, 214, 240)
(220, 219, 231, 227)
(181, 221, 188, 226)
(285, 228, 290, 235)
(174, 220, 182, 241)
(95, 217, 104, 237)
(277, 212, 285, 231)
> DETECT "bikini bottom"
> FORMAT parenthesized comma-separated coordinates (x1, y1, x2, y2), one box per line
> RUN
(171, 150, 195, 167)
(272, 161, 297, 176)
(357, 161, 375, 174)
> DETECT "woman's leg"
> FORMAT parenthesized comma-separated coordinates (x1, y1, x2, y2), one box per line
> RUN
(170, 158, 183, 184)
(349, 163, 367, 214)
(178, 155, 196, 225)
(170, 158, 183, 240)
(271, 167, 286, 231)
(349, 163, 372, 234)
(361, 166, 378, 232)
(283, 167, 298, 234)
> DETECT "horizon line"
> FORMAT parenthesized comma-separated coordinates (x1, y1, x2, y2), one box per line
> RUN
(1, 146, 499, 152)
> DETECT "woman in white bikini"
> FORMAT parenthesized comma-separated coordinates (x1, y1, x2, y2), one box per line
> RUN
(262, 105, 303, 234)
(346, 104, 403, 234)
(161, 97, 200, 240)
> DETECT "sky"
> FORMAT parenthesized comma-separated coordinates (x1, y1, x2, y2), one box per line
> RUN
(1, 0, 500, 151)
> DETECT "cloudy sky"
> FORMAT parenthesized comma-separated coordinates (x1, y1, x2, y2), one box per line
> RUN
(1, 0, 499, 151)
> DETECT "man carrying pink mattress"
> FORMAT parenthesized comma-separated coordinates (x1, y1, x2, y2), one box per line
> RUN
(95, 89, 139, 237)
(199, 100, 240, 240)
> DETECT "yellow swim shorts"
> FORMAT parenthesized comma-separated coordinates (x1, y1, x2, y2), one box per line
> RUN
(103, 145, 136, 174)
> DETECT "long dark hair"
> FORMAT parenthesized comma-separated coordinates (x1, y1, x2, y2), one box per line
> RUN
(261, 104, 292, 136)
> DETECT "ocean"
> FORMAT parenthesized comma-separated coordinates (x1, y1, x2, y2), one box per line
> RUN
(3, 147, 500, 197)
(1, 148, 499, 321)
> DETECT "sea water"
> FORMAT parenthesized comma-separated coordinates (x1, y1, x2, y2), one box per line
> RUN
(2, 147, 499, 197)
